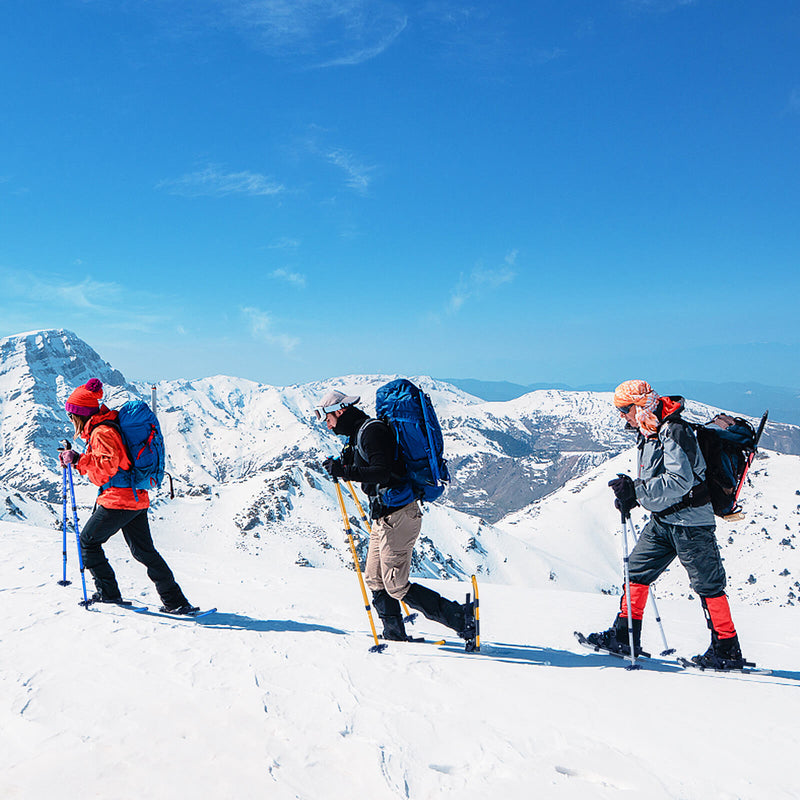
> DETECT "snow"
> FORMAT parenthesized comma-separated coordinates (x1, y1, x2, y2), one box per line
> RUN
(3, 515, 800, 800)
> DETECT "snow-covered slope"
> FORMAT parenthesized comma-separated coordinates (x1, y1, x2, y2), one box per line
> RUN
(500, 448, 800, 607)
(2, 517, 800, 800)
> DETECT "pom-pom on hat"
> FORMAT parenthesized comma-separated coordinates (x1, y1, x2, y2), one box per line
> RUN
(65, 378, 104, 417)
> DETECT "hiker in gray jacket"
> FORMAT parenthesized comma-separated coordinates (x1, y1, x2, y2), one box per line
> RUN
(586, 379, 747, 670)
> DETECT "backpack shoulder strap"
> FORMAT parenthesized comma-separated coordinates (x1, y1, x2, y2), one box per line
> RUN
(355, 418, 393, 461)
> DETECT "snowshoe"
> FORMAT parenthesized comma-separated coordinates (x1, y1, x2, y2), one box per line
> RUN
(159, 603, 201, 616)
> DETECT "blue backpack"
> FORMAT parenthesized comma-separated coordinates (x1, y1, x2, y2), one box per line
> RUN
(358, 379, 450, 506)
(98, 400, 166, 499)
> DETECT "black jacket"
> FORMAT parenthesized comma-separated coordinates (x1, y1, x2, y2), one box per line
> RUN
(334, 407, 407, 518)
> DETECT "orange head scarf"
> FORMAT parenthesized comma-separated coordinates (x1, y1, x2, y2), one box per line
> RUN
(614, 379, 661, 436)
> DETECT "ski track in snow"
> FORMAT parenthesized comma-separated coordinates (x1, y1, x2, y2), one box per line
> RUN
(3, 521, 800, 799)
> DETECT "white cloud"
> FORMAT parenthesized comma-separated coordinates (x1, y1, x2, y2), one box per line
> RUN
(1, 270, 121, 311)
(268, 237, 302, 250)
(0, 267, 168, 333)
(222, 0, 408, 67)
(157, 165, 284, 198)
(622, 0, 697, 12)
(242, 306, 299, 353)
(786, 88, 800, 116)
(533, 47, 566, 64)
(270, 268, 307, 288)
(53, 277, 123, 310)
(448, 251, 517, 314)
(325, 148, 375, 194)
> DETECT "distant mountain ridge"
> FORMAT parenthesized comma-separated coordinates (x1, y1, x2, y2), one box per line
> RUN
(2, 329, 799, 602)
(444, 378, 800, 426)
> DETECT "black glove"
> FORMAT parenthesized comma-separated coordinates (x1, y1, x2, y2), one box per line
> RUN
(609, 473, 638, 517)
(322, 457, 346, 478)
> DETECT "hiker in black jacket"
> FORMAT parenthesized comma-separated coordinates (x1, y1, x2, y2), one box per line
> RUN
(316, 390, 475, 643)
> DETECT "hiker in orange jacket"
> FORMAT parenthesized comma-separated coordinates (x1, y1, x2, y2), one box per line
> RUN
(59, 379, 196, 613)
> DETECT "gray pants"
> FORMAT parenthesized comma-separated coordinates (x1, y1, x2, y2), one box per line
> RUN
(364, 502, 422, 599)
(629, 516, 727, 597)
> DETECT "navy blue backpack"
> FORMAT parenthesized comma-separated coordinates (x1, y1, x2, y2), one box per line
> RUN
(359, 379, 450, 506)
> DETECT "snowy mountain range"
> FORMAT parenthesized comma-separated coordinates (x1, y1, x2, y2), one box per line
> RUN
(3, 329, 800, 800)
(1, 329, 799, 605)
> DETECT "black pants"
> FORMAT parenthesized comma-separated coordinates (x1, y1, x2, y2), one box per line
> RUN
(80, 506, 187, 607)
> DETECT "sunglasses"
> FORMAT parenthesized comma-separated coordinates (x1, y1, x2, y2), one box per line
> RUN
(617, 404, 634, 414)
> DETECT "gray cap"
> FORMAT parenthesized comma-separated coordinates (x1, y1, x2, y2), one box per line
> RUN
(314, 390, 360, 420)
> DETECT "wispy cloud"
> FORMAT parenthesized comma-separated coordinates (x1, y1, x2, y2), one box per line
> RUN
(325, 148, 374, 194)
(157, 165, 284, 198)
(785, 88, 800, 116)
(622, 0, 698, 12)
(52, 277, 123, 310)
(242, 306, 299, 353)
(533, 47, 566, 64)
(268, 237, 301, 250)
(448, 250, 518, 314)
(270, 267, 307, 288)
(220, 0, 408, 68)
(2, 269, 122, 311)
(0, 267, 167, 333)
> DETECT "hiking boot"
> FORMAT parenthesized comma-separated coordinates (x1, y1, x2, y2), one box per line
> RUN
(159, 603, 200, 615)
(379, 615, 410, 641)
(691, 634, 745, 670)
(586, 615, 644, 657)
(404, 582, 469, 637)
(459, 599, 477, 641)
(90, 591, 126, 604)
(372, 590, 409, 641)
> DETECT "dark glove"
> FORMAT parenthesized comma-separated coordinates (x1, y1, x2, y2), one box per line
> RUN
(609, 473, 638, 517)
(322, 457, 346, 478)
(59, 449, 80, 468)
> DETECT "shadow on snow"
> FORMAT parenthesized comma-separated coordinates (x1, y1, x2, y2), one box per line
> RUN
(197, 611, 346, 636)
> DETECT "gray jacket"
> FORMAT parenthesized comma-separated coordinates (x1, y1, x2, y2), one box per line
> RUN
(633, 398, 716, 527)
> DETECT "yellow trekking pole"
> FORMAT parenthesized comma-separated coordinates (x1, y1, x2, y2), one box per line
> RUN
(344, 480, 418, 624)
(335, 478, 386, 653)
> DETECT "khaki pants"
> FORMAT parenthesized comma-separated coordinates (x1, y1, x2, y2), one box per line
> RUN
(364, 501, 422, 599)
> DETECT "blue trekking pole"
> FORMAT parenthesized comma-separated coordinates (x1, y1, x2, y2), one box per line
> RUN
(61, 441, 91, 608)
(57, 449, 71, 587)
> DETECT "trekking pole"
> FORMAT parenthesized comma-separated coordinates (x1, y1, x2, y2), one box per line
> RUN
(620, 509, 640, 670)
(625, 516, 675, 656)
(57, 444, 71, 587)
(334, 479, 386, 653)
(65, 461, 91, 608)
(344, 480, 417, 624)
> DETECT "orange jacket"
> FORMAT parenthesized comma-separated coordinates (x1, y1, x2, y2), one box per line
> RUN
(75, 405, 149, 510)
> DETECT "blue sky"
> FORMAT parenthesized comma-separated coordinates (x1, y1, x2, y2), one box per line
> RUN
(1, 0, 799, 388)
